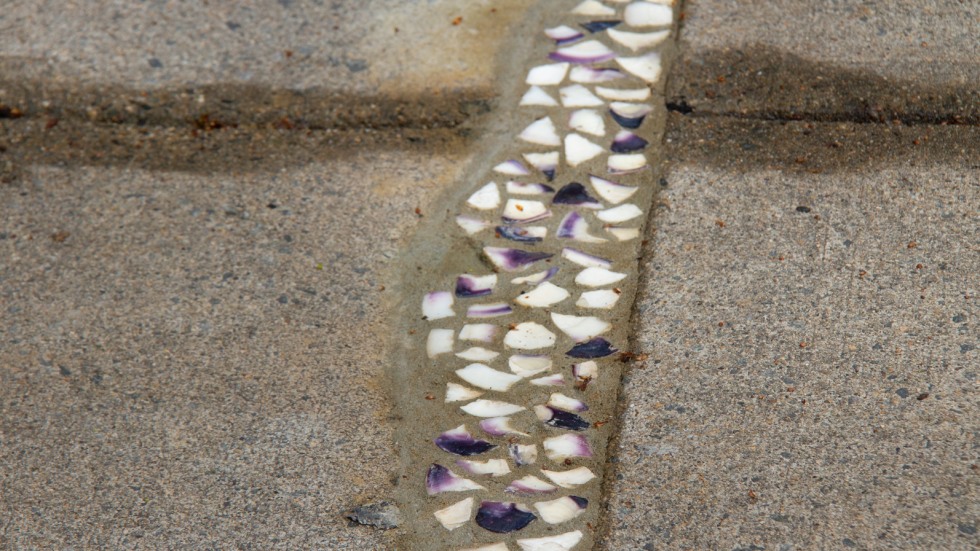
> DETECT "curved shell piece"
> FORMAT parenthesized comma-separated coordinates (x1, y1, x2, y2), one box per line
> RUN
(494, 159, 532, 176)
(569, 66, 626, 83)
(609, 101, 653, 129)
(504, 322, 557, 349)
(607, 27, 670, 50)
(468, 182, 501, 210)
(434, 497, 474, 531)
(461, 399, 527, 417)
(569, 109, 606, 137)
(456, 346, 500, 362)
(496, 225, 547, 243)
(550, 312, 612, 342)
(480, 416, 528, 437)
(509, 443, 539, 466)
(589, 174, 638, 204)
(506, 475, 558, 495)
(549, 40, 616, 64)
(557, 212, 607, 243)
(624, 1, 673, 27)
(427, 464, 486, 495)
(514, 282, 570, 308)
(461, 543, 510, 551)
(484, 247, 554, 272)
(595, 85, 651, 101)
(520, 86, 559, 107)
(574, 266, 627, 287)
(564, 133, 605, 167)
(566, 337, 618, 358)
(517, 530, 585, 551)
(436, 425, 497, 456)
(503, 199, 552, 223)
(427, 329, 455, 358)
(545, 25, 585, 44)
(576, 289, 621, 309)
(456, 215, 493, 235)
(446, 382, 484, 403)
(571, 0, 616, 16)
(467, 303, 514, 318)
(423, 291, 455, 320)
(456, 363, 523, 392)
(511, 267, 559, 286)
(607, 226, 641, 241)
(460, 323, 499, 343)
(611, 130, 649, 153)
(530, 373, 566, 386)
(533, 496, 588, 524)
(526, 62, 570, 86)
(553, 182, 602, 208)
(541, 466, 597, 488)
(508, 354, 553, 377)
(562, 247, 612, 269)
(534, 405, 591, 431)
(543, 434, 594, 461)
(456, 274, 498, 298)
(475, 501, 537, 534)
(456, 458, 512, 477)
(597, 203, 644, 223)
(549, 393, 589, 412)
(572, 361, 599, 387)
(523, 152, 560, 181)
(559, 84, 604, 107)
(519, 117, 561, 146)
(507, 181, 555, 195)
(608, 153, 649, 173)
(615, 51, 663, 83)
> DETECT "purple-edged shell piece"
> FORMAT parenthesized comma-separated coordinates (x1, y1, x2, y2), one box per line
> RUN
(426, 463, 485, 495)
(475, 501, 537, 534)
(548, 40, 616, 64)
(496, 225, 544, 243)
(545, 25, 584, 45)
(494, 159, 531, 176)
(507, 181, 555, 195)
(552, 182, 602, 208)
(580, 20, 621, 33)
(435, 425, 497, 456)
(566, 337, 618, 358)
(484, 247, 553, 272)
(570, 66, 626, 83)
(467, 303, 514, 318)
(556, 212, 606, 243)
(611, 130, 649, 153)
(456, 274, 497, 298)
(535, 405, 590, 431)
(609, 102, 654, 129)
(509, 443, 538, 466)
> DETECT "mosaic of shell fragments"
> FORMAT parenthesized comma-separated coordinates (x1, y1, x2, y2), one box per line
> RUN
(393, 1, 676, 549)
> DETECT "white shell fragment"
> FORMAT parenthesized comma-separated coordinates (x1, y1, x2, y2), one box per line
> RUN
(575, 266, 627, 287)
(607, 226, 641, 241)
(506, 475, 558, 495)
(446, 383, 484, 403)
(511, 267, 559, 286)
(569, 66, 626, 84)
(520, 86, 560, 107)
(572, 361, 599, 385)
(434, 497, 473, 531)
(550, 313, 612, 342)
(523, 152, 560, 178)
(480, 416, 528, 437)
(597, 203, 644, 223)
(456, 458, 512, 477)
(427, 464, 487, 495)
(461, 544, 510, 551)
(507, 181, 554, 195)
(457, 273, 498, 297)
(596, 85, 651, 101)
(550, 40, 616, 64)
(571, 0, 615, 16)
(520, 117, 561, 146)
(616, 51, 663, 83)
(457, 363, 523, 392)
(544, 434, 594, 461)
(545, 25, 585, 44)
(549, 393, 589, 412)
(427, 329, 455, 358)
(568, 109, 606, 136)
(517, 530, 585, 551)
(607, 27, 670, 50)
(467, 182, 501, 210)
(459, 323, 498, 342)
(423, 291, 455, 320)
(526, 62, 570, 86)
(562, 247, 612, 269)
(509, 354, 553, 377)
(467, 303, 514, 319)
(503, 199, 552, 223)
(534, 496, 588, 524)
(559, 85, 604, 107)
(494, 159, 531, 176)
(461, 399, 526, 417)
(509, 443, 539, 466)
(564, 133, 605, 166)
(577, 289, 621, 309)
(514, 282, 570, 308)
(456, 346, 500, 362)
(589, 174, 638, 204)
(541, 466, 597, 488)
(530, 373, 566, 386)
(504, 322, 557, 349)
(608, 153, 649, 173)
(456, 215, 493, 235)
(624, 1, 673, 27)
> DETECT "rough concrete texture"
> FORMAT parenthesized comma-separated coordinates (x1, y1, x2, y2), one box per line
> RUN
(669, 0, 979, 123)
(0, 147, 472, 548)
(602, 117, 978, 549)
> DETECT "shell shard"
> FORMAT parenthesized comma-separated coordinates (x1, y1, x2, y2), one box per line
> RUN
(580, 20, 621, 33)
(611, 130, 649, 153)
(508, 354, 554, 377)
(506, 475, 558, 495)
(509, 443, 539, 466)
(494, 159, 532, 176)
(576, 289, 621, 309)
(564, 133, 605, 166)
(572, 360, 600, 388)
(566, 337, 619, 358)
(426, 464, 487, 495)
(569, 66, 626, 83)
(503, 199, 552, 223)
(434, 497, 474, 531)
(468, 182, 502, 210)
(549, 40, 616, 64)
(559, 84, 604, 108)
(446, 382, 484, 403)
(456, 215, 493, 235)
(457, 363, 523, 391)
(534, 496, 588, 524)
(516, 530, 585, 551)
(541, 466, 597, 488)
(616, 51, 663, 83)
(511, 267, 559, 286)
(456, 274, 498, 298)
(467, 303, 514, 318)
(595, 85, 651, 101)
(456, 346, 501, 362)
(435, 425, 497, 456)
(543, 434, 594, 461)
(553, 182, 602, 208)
(530, 373, 566, 386)
(504, 322, 558, 350)
(520, 117, 561, 146)
(526, 62, 570, 86)
(520, 85, 560, 107)
(456, 458, 512, 477)
(475, 501, 537, 534)
(461, 399, 527, 418)
(607, 226, 641, 240)
(589, 174, 638, 204)
(523, 152, 560, 181)
(461, 544, 510, 551)
(514, 281, 571, 308)
(427, 329, 455, 358)
(607, 27, 670, 50)
(571, 0, 615, 16)
(549, 393, 590, 412)
(597, 203, 644, 223)
(608, 153, 649, 173)
(460, 323, 499, 342)
(623, 1, 673, 27)
(423, 291, 455, 320)
(496, 225, 547, 243)
(609, 101, 654, 129)
(568, 109, 606, 137)
(545, 25, 585, 44)
(562, 247, 612, 269)
(480, 416, 528, 437)
(534, 405, 591, 431)
(484, 247, 554, 272)
(550, 312, 612, 342)
(574, 266, 627, 287)
(557, 212, 607, 243)
(506, 181, 555, 195)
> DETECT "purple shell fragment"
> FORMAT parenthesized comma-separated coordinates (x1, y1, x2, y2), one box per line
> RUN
(566, 337, 618, 358)
(553, 182, 602, 208)
(496, 225, 544, 243)
(435, 425, 497, 456)
(484, 247, 553, 272)
(611, 130, 649, 153)
(548, 40, 616, 64)
(426, 464, 485, 495)
(456, 274, 496, 298)
(570, 66, 626, 83)
(475, 501, 537, 534)
(535, 405, 590, 431)
(545, 25, 584, 45)
(467, 303, 513, 318)
(609, 102, 654, 129)
(580, 20, 621, 33)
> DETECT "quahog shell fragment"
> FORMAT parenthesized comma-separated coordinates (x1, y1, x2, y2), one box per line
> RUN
(514, 282, 570, 308)
(541, 466, 597, 488)
(426, 464, 486, 495)
(543, 434, 594, 461)
(435, 425, 497, 456)
(526, 62, 569, 86)
(423, 291, 454, 320)
(434, 497, 474, 531)
(505, 475, 558, 495)
(504, 322, 557, 349)
(456, 458, 512, 477)
(456, 363, 523, 392)
(475, 501, 537, 534)
(533, 496, 588, 524)
(461, 399, 527, 418)
(516, 530, 585, 551)
(427, 328, 455, 358)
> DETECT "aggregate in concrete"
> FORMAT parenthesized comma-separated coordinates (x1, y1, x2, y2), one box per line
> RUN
(603, 117, 978, 550)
